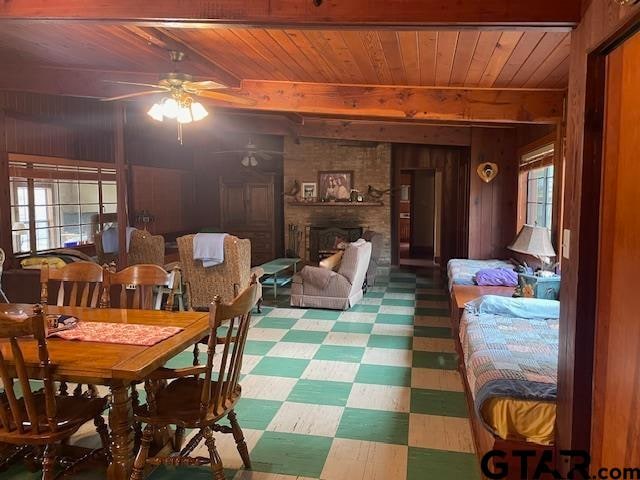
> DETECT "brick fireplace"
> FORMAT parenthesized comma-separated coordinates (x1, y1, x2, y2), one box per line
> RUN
(283, 137, 392, 265)
(308, 225, 363, 264)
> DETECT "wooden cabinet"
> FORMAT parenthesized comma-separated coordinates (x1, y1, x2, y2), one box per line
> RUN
(219, 176, 276, 266)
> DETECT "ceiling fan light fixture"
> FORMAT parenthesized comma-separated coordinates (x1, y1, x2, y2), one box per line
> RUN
(147, 103, 164, 122)
(162, 97, 180, 119)
(177, 106, 193, 124)
(190, 101, 209, 121)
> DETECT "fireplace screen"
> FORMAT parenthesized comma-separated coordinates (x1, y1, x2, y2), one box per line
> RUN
(308, 226, 363, 263)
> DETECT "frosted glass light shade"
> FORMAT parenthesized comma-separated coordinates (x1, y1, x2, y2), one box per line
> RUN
(147, 103, 164, 122)
(191, 102, 209, 121)
(162, 98, 179, 119)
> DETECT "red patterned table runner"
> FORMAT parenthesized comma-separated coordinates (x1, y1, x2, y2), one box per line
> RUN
(49, 322, 183, 346)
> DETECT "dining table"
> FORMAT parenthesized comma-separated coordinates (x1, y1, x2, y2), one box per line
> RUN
(0, 303, 210, 480)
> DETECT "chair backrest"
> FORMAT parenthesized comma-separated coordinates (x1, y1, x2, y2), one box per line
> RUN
(40, 261, 104, 308)
(128, 230, 165, 267)
(203, 278, 259, 419)
(362, 230, 383, 262)
(338, 241, 372, 294)
(177, 234, 252, 309)
(0, 304, 58, 436)
(104, 264, 178, 311)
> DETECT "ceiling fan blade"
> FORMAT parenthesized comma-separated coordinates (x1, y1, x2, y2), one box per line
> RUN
(260, 150, 284, 155)
(195, 90, 256, 106)
(183, 80, 227, 91)
(103, 80, 167, 89)
(211, 150, 244, 155)
(257, 152, 273, 161)
(100, 90, 167, 102)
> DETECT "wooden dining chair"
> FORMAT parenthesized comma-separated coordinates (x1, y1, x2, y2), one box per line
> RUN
(0, 304, 109, 479)
(102, 264, 180, 311)
(40, 261, 104, 398)
(130, 277, 260, 480)
(40, 262, 104, 309)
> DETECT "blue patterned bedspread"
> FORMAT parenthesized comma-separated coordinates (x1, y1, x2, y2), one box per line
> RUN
(447, 259, 514, 291)
(459, 310, 558, 423)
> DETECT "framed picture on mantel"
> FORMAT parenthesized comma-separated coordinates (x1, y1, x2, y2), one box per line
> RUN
(301, 182, 317, 201)
(318, 170, 353, 201)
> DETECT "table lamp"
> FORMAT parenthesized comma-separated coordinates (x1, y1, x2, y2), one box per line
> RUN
(508, 224, 556, 272)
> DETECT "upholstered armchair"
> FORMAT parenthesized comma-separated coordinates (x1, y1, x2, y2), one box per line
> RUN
(362, 230, 383, 288)
(290, 240, 372, 310)
(177, 234, 263, 311)
(128, 230, 165, 266)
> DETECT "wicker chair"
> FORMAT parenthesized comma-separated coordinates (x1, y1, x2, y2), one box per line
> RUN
(177, 234, 263, 311)
(127, 230, 165, 266)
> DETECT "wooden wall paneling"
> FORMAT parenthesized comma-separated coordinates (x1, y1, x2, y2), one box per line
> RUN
(449, 31, 481, 86)
(377, 31, 407, 85)
(418, 32, 438, 86)
(478, 32, 524, 87)
(0, 111, 11, 259)
(557, 0, 640, 464)
(114, 103, 127, 266)
(435, 32, 459, 86)
(464, 31, 502, 86)
(591, 26, 640, 473)
(524, 33, 572, 88)
(468, 127, 518, 259)
(396, 32, 420, 86)
(392, 143, 469, 266)
(493, 31, 546, 87)
(509, 32, 570, 87)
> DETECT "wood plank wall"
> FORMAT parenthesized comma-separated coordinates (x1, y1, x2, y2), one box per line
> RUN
(392, 143, 469, 266)
(557, 0, 640, 462)
(468, 128, 518, 259)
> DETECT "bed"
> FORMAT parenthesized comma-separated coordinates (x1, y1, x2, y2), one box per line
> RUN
(456, 296, 559, 478)
(447, 258, 514, 291)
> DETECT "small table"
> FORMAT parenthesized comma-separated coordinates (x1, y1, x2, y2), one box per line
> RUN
(450, 284, 515, 332)
(259, 258, 301, 299)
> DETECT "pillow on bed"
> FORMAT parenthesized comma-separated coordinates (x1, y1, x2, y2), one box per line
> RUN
(465, 295, 560, 319)
(474, 268, 518, 286)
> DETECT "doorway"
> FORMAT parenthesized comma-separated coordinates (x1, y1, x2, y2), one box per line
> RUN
(398, 169, 440, 267)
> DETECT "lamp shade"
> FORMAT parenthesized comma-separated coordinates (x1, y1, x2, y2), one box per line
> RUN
(508, 224, 556, 258)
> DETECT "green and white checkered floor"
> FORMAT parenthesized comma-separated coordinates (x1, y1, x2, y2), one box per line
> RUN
(5, 266, 481, 480)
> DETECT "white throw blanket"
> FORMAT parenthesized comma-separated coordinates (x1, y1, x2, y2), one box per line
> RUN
(194, 233, 227, 268)
(101, 227, 136, 254)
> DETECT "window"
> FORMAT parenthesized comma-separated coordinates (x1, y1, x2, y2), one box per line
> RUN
(9, 156, 117, 254)
(525, 165, 554, 229)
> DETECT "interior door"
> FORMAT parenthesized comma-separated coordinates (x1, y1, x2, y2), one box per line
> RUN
(220, 182, 247, 227)
(245, 183, 273, 227)
(591, 29, 640, 472)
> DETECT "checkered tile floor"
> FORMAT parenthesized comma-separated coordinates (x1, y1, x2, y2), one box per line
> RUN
(4, 267, 481, 480)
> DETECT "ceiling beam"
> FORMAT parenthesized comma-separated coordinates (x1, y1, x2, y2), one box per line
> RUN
(211, 114, 474, 146)
(0, 66, 565, 124)
(0, 1, 580, 28)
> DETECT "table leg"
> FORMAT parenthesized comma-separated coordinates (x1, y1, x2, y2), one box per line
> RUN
(108, 382, 135, 480)
(273, 273, 278, 300)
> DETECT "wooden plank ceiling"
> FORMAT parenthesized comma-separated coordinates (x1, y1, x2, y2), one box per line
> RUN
(0, 25, 571, 89)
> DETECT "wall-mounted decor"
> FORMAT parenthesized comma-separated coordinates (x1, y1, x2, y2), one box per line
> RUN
(318, 171, 353, 201)
(477, 162, 499, 183)
(301, 182, 318, 201)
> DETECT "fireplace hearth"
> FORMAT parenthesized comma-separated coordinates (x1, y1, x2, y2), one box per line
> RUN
(308, 225, 363, 264)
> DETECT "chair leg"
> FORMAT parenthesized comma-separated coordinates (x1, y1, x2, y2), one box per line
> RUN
(256, 297, 263, 314)
(174, 426, 186, 452)
(130, 425, 153, 480)
(228, 410, 251, 469)
(94, 414, 110, 453)
(193, 342, 200, 366)
(202, 426, 226, 480)
(41, 444, 55, 480)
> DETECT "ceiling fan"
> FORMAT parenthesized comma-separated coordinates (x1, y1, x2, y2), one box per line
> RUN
(100, 51, 254, 143)
(211, 139, 284, 168)
(101, 51, 254, 109)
